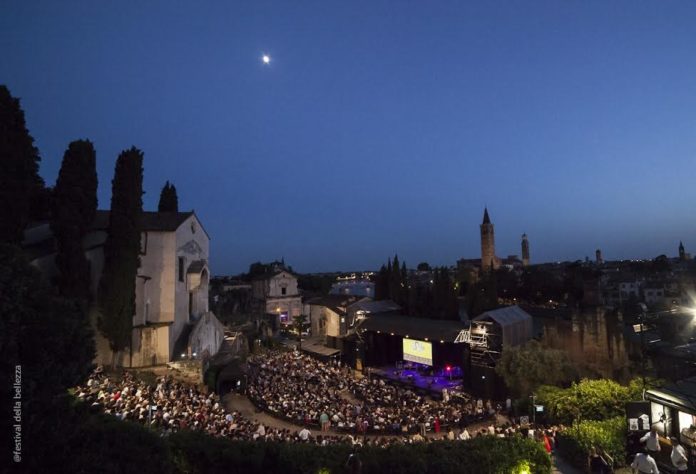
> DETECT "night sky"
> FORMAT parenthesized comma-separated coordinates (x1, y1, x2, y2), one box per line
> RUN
(3, 1, 696, 273)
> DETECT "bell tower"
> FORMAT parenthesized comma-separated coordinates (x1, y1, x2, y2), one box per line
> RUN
(480, 208, 496, 271)
(521, 234, 530, 267)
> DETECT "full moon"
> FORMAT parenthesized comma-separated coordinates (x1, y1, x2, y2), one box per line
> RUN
(262, 54, 271, 64)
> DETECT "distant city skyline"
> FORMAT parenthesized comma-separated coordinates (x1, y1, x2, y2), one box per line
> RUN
(3, 1, 696, 273)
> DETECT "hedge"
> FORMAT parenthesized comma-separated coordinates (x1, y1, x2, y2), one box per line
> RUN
(556, 417, 626, 470)
(168, 432, 552, 474)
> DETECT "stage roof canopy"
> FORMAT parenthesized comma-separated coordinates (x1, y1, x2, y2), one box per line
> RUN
(473, 305, 533, 348)
(359, 313, 466, 342)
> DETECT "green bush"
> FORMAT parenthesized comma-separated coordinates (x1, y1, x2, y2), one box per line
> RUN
(168, 434, 552, 474)
(23, 399, 174, 474)
(556, 417, 626, 470)
(537, 378, 631, 424)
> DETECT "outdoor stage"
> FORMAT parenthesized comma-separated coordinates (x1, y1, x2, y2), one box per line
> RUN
(368, 363, 464, 400)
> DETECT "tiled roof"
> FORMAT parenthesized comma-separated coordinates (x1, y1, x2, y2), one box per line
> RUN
(92, 210, 194, 232)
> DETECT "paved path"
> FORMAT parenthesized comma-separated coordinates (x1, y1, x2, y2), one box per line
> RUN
(551, 454, 581, 474)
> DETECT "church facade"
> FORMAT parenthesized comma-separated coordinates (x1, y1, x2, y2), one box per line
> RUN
(251, 265, 303, 325)
(23, 210, 224, 368)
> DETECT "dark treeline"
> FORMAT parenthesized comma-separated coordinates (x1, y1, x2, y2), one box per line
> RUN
(374, 255, 460, 320)
(1, 84, 157, 465)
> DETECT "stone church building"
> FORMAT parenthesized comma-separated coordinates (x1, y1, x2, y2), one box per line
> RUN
(251, 263, 303, 326)
(23, 210, 224, 368)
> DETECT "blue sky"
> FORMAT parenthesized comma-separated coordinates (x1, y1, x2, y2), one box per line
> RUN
(3, 1, 696, 273)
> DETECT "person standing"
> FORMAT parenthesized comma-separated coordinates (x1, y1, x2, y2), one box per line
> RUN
(640, 426, 661, 455)
(631, 451, 659, 474)
(320, 411, 329, 432)
(670, 437, 688, 472)
(588, 447, 605, 474)
(543, 432, 552, 455)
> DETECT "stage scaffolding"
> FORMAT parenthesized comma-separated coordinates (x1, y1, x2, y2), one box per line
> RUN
(454, 321, 501, 368)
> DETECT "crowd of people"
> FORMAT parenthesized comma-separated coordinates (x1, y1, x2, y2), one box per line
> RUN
(247, 351, 494, 436)
(73, 350, 558, 451)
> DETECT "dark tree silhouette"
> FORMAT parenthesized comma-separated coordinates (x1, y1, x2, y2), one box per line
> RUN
(98, 147, 143, 367)
(157, 180, 178, 212)
(292, 313, 310, 350)
(0, 243, 95, 465)
(51, 140, 98, 300)
(0, 85, 45, 243)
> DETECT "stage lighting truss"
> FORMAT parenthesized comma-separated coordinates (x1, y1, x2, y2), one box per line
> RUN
(454, 324, 489, 349)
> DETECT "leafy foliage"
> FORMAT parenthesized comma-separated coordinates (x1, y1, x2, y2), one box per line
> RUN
(292, 313, 310, 349)
(0, 85, 45, 244)
(537, 378, 634, 425)
(556, 417, 627, 470)
(158, 180, 179, 212)
(51, 139, 98, 300)
(297, 273, 335, 296)
(98, 147, 143, 362)
(23, 399, 172, 474)
(168, 432, 552, 474)
(495, 340, 577, 397)
(0, 244, 95, 465)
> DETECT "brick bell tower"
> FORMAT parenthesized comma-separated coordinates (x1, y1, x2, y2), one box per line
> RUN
(480, 208, 496, 271)
(521, 233, 530, 267)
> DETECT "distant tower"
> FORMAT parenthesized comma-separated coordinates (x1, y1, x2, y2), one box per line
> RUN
(480, 208, 497, 271)
(596, 249, 603, 265)
(521, 234, 530, 267)
(679, 241, 686, 261)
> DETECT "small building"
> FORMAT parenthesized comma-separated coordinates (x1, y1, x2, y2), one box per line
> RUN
(306, 295, 369, 339)
(251, 264, 302, 325)
(643, 284, 666, 306)
(645, 379, 696, 471)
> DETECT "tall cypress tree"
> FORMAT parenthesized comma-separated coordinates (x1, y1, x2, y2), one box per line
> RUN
(390, 254, 401, 301)
(374, 264, 389, 300)
(51, 140, 98, 300)
(98, 147, 143, 366)
(0, 85, 45, 244)
(157, 180, 178, 212)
